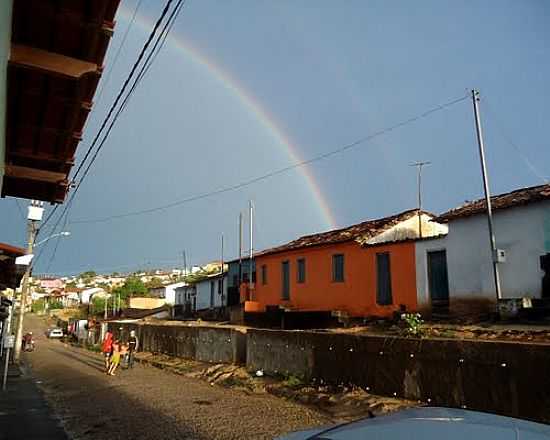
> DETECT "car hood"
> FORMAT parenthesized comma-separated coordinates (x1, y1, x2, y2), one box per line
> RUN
(275, 407, 550, 440)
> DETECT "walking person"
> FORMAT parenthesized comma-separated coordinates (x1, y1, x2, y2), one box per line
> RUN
(102, 330, 113, 373)
(127, 330, 139, 369)
(107, 341, 121, 376)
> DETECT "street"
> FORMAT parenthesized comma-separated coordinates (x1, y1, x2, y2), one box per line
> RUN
(22, 315, 329, 440)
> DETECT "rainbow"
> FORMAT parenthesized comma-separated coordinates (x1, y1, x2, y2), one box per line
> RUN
(116, 4, 337, 230)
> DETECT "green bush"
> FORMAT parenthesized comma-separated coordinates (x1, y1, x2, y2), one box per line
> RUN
(49, 300, 64, 310)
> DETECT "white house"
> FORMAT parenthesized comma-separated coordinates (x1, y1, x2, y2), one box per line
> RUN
(194, 272, 227, 311)
(164, 282, 187, 305)
(416, 184, 550, 315)
(80, 287, 108, 304)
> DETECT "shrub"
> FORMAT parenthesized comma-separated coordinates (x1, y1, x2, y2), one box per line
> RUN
(401, 313, 424, 337)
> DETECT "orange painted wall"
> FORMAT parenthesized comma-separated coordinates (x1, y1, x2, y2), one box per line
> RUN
(253, 240, 418, 318)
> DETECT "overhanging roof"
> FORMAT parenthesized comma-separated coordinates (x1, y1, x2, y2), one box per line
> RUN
(1, 0, 120, 203)
(436, 183, 550, 222)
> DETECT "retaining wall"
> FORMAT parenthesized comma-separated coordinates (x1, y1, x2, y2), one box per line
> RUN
(108, 322, 246, 365)
(247, 329, 550, 423)
(107, 322, 550, 423)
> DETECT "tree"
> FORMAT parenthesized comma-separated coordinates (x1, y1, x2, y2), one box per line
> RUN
(144, 277, 163, 289)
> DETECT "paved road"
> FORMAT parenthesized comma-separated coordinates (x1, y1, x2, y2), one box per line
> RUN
(24, 315, 328, 440)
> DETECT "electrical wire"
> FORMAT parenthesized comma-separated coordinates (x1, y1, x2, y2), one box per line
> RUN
(70, 93, 470, 225)
(38, 0, 173, 235)
(39, 0, 186, 272)
(94, 0, 144, 106)
(483, 98, 548, 184)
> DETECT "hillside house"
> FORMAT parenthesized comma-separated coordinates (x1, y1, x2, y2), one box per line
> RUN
(250, 209, 447, 319)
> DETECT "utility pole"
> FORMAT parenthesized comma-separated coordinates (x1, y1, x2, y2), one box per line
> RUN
(2, 294, 13, 390)
(472, 89, 502, 301)
(409, 161, 431, 237)
(238, 212, 243, 284)
(14, 201, 43, 363)
(249, 201, 254, 292)
(182, 250, 187, 277)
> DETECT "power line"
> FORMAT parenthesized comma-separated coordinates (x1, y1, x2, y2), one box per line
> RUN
(94, 0, 144, 106)
(40, 0, 186, 271)
(71, 0, 176, 184)
(38, 0, 173, 235)
(483, 98, 548, 184)
(70, 93, 470, 225)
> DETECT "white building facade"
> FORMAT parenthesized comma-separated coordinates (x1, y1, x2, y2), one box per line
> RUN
(416, 185, 550, 315)
(195, 273, 227, 311)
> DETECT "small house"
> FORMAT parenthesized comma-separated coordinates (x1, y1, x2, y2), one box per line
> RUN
(416, 183, 550, 316)
(250, 209, 447, 320)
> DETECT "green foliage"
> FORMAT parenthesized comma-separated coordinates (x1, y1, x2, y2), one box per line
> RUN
(110, 277, 148, 308)
(401, 313, 424, 337)
(31, 298, 45, 313)
(91, 297, 107, 315)
(80, 271, 97, 278)
(49, 300, 64, 310)
(144, 277, 164, 289)
(65, 281, 77, 289)
(282, 374, 304, 389)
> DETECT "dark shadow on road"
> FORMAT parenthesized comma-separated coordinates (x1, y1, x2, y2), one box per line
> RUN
(48, 346, 105, 373)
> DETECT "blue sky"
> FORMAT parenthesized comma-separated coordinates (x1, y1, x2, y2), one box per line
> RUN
(1, 0, 549, 275)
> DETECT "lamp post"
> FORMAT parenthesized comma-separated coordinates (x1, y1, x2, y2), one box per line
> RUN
(13, 201, 70, 363)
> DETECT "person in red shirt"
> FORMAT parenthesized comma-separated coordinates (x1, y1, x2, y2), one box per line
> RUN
(102, 330, 114, 372)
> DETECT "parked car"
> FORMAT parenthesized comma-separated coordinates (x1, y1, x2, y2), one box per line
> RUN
(47, 328, 64, 339)
(276, 407, 550, 439)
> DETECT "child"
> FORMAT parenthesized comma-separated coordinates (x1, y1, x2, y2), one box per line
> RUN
(120, 343, 129, 369)
(108, 341, 121, 376)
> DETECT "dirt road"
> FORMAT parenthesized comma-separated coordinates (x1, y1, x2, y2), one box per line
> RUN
(23, 315, 328, 440)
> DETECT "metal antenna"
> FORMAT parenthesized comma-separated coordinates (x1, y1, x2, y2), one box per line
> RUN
(409, 161, 431, 237)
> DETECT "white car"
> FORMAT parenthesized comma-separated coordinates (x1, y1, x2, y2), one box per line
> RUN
(47, 328, 64, 338)
(277, 407, 550, 439)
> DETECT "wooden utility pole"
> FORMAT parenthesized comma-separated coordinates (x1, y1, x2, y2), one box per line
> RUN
(409, 161, 431, 237)
(472, 89, 502, 301)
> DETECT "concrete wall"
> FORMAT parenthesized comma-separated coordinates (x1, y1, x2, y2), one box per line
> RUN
(129, 297, 166, 309)
(446, 201, 550, 303)
(247, 329, 550, 423)
(108, 322, 246, 365)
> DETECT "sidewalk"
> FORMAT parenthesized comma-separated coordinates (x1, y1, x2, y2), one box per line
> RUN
(0, 360, 67, 440)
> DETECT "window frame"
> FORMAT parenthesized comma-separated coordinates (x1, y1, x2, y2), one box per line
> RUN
(297, 258, 306, 283)
(261, 264, 268, 285)
(376, 252, 393, 306)
(332, 253, 345, 283)
(281, 260, 290, 300)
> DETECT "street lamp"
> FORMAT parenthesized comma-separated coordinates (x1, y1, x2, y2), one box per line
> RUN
(34, 231, 71, 247)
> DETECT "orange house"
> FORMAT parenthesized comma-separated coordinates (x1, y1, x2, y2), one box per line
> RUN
(248, 209, 447, 318)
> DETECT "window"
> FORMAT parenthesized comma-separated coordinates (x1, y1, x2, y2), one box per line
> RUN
(376, 252, 393, 305)
(281, 261, 290, 300)
(332, 254, 345, 282)
(261, 265, 267, 285)
(218, 278, 223, 294)
(297, 258, 306, 283)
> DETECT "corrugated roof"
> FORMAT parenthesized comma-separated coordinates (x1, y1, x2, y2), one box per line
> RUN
(257, 209, 429, 257)
(436, 183, 550, 222)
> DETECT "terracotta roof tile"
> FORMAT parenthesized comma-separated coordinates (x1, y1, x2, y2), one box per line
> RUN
(258, 209, 428, 257)
(437, 183, 550, 222)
